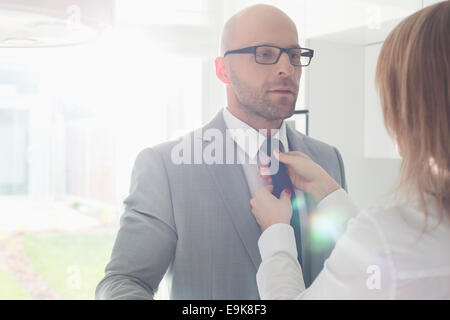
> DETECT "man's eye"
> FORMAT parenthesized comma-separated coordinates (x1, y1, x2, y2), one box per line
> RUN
(258, 51, 273, 57)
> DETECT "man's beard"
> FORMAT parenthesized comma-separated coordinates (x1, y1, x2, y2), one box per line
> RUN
(230, 69, 298, 121)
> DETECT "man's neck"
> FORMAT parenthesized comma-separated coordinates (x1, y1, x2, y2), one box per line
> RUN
(226, 106, 283, 135)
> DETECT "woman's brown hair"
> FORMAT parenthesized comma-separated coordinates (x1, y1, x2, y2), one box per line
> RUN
(375, 1, 449, 229)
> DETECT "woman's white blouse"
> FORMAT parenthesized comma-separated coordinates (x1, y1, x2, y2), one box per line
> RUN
(256, 189, 450, 299)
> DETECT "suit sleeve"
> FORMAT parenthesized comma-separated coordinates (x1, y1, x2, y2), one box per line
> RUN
(95, 148, 177, 300)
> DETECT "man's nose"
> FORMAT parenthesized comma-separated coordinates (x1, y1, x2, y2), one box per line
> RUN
(276, 51, 295, 76)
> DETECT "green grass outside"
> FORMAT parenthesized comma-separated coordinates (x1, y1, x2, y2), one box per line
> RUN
(0, 264, 30, 300)
(21, 231, 116, 300)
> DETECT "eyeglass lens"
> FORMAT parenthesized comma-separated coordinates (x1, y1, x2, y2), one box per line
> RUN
(255, 46, 310, 66)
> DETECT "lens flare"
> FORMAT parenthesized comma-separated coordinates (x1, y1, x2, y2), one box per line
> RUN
(308, 207, 348, 253)
(292, 196, 306, 212)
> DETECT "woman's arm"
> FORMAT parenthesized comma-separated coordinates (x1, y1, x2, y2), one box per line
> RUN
(256, 223, 305, 299)
(256, 191, 394, 299)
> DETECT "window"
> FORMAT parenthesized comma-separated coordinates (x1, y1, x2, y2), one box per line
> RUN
(0, 1, 207, 299)
(0, 107, 29, 195)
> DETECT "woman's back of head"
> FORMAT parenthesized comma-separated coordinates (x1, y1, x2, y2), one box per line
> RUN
(375, 1, 450, 226)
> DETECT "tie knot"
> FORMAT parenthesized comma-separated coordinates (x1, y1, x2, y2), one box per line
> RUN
(258, 138, 284, 176)
(260, 137, 283, 158)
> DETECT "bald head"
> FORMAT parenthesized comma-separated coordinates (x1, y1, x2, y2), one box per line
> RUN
(220, 4, 298, 56)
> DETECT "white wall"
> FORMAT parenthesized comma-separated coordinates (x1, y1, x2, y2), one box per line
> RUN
(216, 0, 424, 40)
(423, 0, 445, 6)
(306, 39, 401, 209)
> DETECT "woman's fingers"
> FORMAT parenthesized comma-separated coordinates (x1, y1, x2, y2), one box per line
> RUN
(274, 149, 310, 164)
(250, 184, 293, 231)
(279, 188, 291, 201)
(260, 150, 316, 190)
(252, 184, 274, 203)
(259, 164, 272, 183)
(276, 151, 312, 178)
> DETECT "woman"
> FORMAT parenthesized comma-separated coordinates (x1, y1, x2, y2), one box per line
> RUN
(250, 1, 449, 299)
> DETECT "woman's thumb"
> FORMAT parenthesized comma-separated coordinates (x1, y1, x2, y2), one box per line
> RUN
(280, 188, 292, 201)
(274, 149, 295, 166)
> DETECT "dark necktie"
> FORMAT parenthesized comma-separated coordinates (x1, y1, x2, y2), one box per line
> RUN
(261, 138, 303, 267)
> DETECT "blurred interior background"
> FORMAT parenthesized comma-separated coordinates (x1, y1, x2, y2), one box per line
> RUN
(0, 0, 441, 299)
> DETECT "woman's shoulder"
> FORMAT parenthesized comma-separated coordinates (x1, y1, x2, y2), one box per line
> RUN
(360, 195, 450, 276)
(363, 194, 449, 231)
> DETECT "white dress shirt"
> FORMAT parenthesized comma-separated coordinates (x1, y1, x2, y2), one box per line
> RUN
(256, 189, 450, 299)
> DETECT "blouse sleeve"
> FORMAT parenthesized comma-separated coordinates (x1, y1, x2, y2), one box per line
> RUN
(256, 190, 395, 300)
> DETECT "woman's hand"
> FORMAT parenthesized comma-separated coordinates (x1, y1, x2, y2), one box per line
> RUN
(262, 150, 341, 203)
(250, 185, 292, 231)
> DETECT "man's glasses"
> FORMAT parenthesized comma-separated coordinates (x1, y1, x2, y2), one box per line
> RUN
(224, 45, 314, 67)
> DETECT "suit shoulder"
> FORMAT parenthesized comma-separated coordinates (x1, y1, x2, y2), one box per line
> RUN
(288, 125, 339, 154)
(303, 135, 337, 152)
(136, 129, 200, 161)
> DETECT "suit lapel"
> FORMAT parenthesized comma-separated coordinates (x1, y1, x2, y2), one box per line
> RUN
(201, 111, 262, 270)
(206, 161, 262, 270)
(285, 124, 319, 286)
(286, 124, 318, 214)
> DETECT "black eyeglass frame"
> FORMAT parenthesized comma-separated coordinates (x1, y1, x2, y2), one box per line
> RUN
(223, 45, 314, 67)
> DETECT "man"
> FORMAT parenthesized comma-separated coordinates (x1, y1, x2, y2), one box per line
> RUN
(96, 4, 347, 299)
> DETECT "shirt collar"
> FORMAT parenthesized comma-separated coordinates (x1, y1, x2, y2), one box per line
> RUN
(222, 107, 289, 160)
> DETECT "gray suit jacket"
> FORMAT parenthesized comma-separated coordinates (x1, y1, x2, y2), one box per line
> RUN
(95, 110, 347, 299)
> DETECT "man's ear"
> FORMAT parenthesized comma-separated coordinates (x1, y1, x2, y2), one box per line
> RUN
(215, 57, 231, 85)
